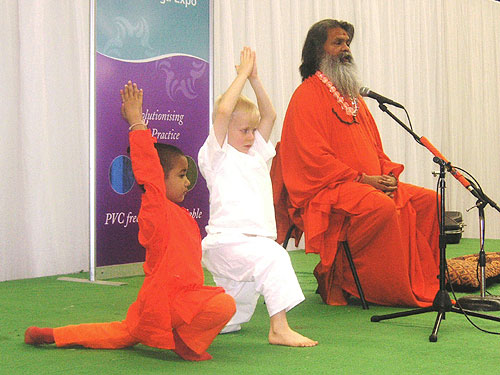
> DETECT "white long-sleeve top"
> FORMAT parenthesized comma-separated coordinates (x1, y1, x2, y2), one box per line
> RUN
(198, 127, 277, 238)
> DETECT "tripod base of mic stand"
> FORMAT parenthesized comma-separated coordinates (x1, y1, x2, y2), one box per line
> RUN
(371, 290, 500, 342)
(457, 295, 500, 311)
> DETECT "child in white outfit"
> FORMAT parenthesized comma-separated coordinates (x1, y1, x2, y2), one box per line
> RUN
(198, 47, 317, 347)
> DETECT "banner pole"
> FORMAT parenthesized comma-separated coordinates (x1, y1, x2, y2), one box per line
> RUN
(209, 0, 214, 119)
(89, 0, 96, 282)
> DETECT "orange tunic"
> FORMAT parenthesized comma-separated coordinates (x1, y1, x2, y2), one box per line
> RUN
(277, 74, 439, 307)
(124, 130, 226, 349)
(53, 130, 234, 358)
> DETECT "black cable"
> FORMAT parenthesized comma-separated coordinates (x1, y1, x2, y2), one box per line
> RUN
(403, 107, 413, 132)
(449, 164, 496, 293)
(452, 165, 484, 196)
(435, 169, 500, 335)
(446, 264, 500, 335)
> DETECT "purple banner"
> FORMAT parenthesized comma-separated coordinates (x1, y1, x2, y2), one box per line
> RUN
(95, 53, 210, 267)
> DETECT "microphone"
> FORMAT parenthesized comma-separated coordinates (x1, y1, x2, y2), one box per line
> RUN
(359, 87, 404, 109)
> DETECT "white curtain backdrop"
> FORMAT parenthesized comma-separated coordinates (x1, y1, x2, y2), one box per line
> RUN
(1, 0, 90, 281)
(214, 0, 500, 243)
(2, 0, 499, 281)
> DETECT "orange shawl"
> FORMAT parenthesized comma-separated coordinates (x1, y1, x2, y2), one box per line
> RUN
(275, 74, 439, 307)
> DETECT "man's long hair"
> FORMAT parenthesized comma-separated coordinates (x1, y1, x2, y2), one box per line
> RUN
(299, 19, 355, 81)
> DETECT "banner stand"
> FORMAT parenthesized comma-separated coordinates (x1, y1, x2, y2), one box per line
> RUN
(59, 0, 213, 287)
(58, 0, 132, 287)
(95, 263, 144, 280)
(57, 263, 144, 285)
(57, 276, 127, 286)
(89, 0, 97, 283)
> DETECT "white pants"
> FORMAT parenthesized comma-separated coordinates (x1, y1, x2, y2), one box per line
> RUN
(202, 233, 305, 327)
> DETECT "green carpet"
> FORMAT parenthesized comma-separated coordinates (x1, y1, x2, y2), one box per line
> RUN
(2, 238, 500, 375)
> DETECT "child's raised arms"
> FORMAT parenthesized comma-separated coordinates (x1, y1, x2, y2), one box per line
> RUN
(247, 53, 276, 142)
(212, 47, 255, 146)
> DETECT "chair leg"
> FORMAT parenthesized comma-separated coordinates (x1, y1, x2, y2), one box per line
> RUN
(282, 224, 296, 249)
(341, 241, 369, 310)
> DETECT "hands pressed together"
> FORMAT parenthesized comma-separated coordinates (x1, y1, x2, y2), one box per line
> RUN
(235, 46, 258, 80)
(360, 174, 398, 198)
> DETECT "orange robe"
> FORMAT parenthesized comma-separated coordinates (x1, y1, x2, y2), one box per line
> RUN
(276, 74, 440, 307)
(54, 130, 235, 355)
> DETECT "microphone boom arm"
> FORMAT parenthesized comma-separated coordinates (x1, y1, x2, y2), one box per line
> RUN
(377, 103, 500, 213)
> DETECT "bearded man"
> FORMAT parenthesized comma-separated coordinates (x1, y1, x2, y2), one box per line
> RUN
(275, 19, 440, 307)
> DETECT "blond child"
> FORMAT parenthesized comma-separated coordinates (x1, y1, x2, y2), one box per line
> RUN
(198, 48, 317, 347)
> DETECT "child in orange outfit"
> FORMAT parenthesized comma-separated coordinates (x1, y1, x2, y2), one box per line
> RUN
(24, 81, 236, 361)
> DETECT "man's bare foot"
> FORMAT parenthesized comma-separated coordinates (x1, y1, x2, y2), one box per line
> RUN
(268, 327, 318, 347)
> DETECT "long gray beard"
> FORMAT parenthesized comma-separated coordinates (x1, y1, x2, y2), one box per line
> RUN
(319, 53, 362, 99)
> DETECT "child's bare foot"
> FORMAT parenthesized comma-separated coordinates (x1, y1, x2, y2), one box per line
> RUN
(24, 327, 55, 345)
(268, 310, 318, 347)
(219, 324, 241, 334)
(268, 327, 318, 347)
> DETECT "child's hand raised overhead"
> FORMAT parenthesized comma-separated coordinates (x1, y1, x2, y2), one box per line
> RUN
(120, 81, 146, 130)
(249, 50, 259, 80)
(235, 47, 255, 78)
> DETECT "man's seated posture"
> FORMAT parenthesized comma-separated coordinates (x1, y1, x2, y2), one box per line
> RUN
(275, 19, 439, 307)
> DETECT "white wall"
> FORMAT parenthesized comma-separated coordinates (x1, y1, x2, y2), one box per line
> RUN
(2, 0, 499, 281)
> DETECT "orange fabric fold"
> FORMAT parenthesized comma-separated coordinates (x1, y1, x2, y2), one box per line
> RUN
(270, 142, 304, 246)
(53, 293, 235, 355)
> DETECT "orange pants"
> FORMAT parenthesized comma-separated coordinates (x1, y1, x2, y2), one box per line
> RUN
(53, 293, 235, 355)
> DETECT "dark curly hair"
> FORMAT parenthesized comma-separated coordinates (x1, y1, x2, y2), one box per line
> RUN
(299, 19, 355, 81)
(128, 142, 185, 192)
(153, 143, 185, 178)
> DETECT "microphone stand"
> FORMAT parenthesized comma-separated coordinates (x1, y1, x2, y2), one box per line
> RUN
(457, 200, 500, 310)
(369, 102, 500, 342)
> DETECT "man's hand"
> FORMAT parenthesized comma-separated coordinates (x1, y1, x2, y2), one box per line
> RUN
(360, 174, 398, 197)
